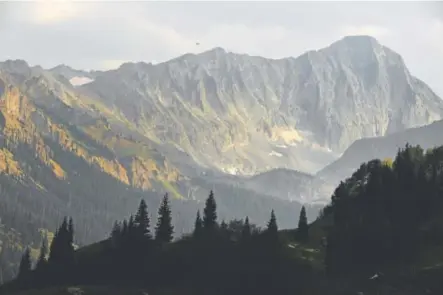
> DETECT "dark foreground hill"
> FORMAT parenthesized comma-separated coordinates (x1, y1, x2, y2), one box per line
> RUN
(4, 144, 443, 295)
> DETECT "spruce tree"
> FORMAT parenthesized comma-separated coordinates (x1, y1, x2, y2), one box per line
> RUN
(111, 221, 121, 239)
(266, 210, 278, 238)
(203, 190, 217, 231)
(297, 206, 309, 242)
(265, 210, 280, 251)
(66, 217, 75, 267)
(155, 194, 174, 243)
(18, 248, 32, 279)
(36, 236, 48, 271)
(193, 210, 203, 238)
(48, 229, 59, 264)
(241, 216, 251, 240)
(68, 217, 74, 246)
(128, 215, 135, 237)
(121, 219, 129, 239)
(134, 199, 151, 239)
(110, 221, 122, 247)
(48, 217, 75, 266)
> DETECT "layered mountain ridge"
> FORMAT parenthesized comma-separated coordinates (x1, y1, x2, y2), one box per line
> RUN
(318, 118, 443, 185)
(0, 61, 321, 282)
(76, 35, 443, 175)
(0, 35, 441, 281)
(0, 35, 440, 208)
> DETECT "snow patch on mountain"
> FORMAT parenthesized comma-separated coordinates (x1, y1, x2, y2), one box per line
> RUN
(69, 76, 94, 86)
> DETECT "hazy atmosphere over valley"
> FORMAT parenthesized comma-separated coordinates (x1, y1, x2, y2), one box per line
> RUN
(1, 2, 443, 294)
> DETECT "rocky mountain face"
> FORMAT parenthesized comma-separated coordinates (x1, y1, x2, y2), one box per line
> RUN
(49, 65, 101, 86)
(79, 35, 443, 175)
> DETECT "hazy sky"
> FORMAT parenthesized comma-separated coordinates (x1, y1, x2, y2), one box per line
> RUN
(0, 1, 442, 95)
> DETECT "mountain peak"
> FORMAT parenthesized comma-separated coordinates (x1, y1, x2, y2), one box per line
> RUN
(327, 35, 382, 52)
(196, 47, 227, 61)
(204, 47, 226, 54)
(50, 64, 75, 71)
(49, 64, 95, 80)
(0, 59, 30, 72)
(319, 34, 406, 70)
(340, 35, 379, 44)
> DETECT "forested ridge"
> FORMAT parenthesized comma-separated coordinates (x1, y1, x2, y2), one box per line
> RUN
(4, 144, 443, 295)
(0, 77, 317, 283)
(1, 192, 313, 295)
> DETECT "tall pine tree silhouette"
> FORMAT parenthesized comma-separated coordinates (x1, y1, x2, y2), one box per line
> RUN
(134, 199, 151, 240)
(110, 221, 122, 247)
(155, 194, 174, 243)
(18, 248, 32, 280)
(266, 210, 279, 243)
(36, 236, 48, 271)
(68, 218, 74, 246)
(267, 210, 278, 233)
(48, 217, 75, 269)
(67, 217, 75, 267)
(127, 215, 136, 242)
(203, 190, 217, 232)
(297, 206, 309, 242)
(49, 217, 68, 265)
(241, 216, 251, 240)
(193, 210, 203, 238)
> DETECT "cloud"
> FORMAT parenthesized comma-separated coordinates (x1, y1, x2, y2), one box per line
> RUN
(31, 1, 81, 24)
(0, 2, 442, 96)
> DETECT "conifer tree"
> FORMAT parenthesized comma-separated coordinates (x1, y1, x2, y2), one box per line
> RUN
(48, 229, 59, 264)
(66, 218, 75, 265)
(155, 194, 174, 243)
(18, 248, 32, 279)
(297, 206, 309, 242)
(68, 217, 74, 246)
(241, 216, 251, 240)
(125, 215, 137, 247)
(203, 190, 217, 231)
(193, 210, 203, 238)
(121, 219, 128, 238)
(111, 221, 121, 239)
(36, 236, 48, 271)
(110, 221, 122, 247)
(266, 210, 278, 237)
(48, 217, 75, 266)
(134, 199, 151, 239)
(128, 215, 135, 237)
(264, 210, 280, 250)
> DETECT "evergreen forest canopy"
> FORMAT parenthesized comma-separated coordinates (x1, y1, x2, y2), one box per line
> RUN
(4, 144, 443, 294)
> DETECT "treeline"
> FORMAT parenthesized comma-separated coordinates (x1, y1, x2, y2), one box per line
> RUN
(6, 191, 311, 295)
(324, 144, 443, 276)
(0, 124, 316, 283)
(8, 144, 443, 294)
